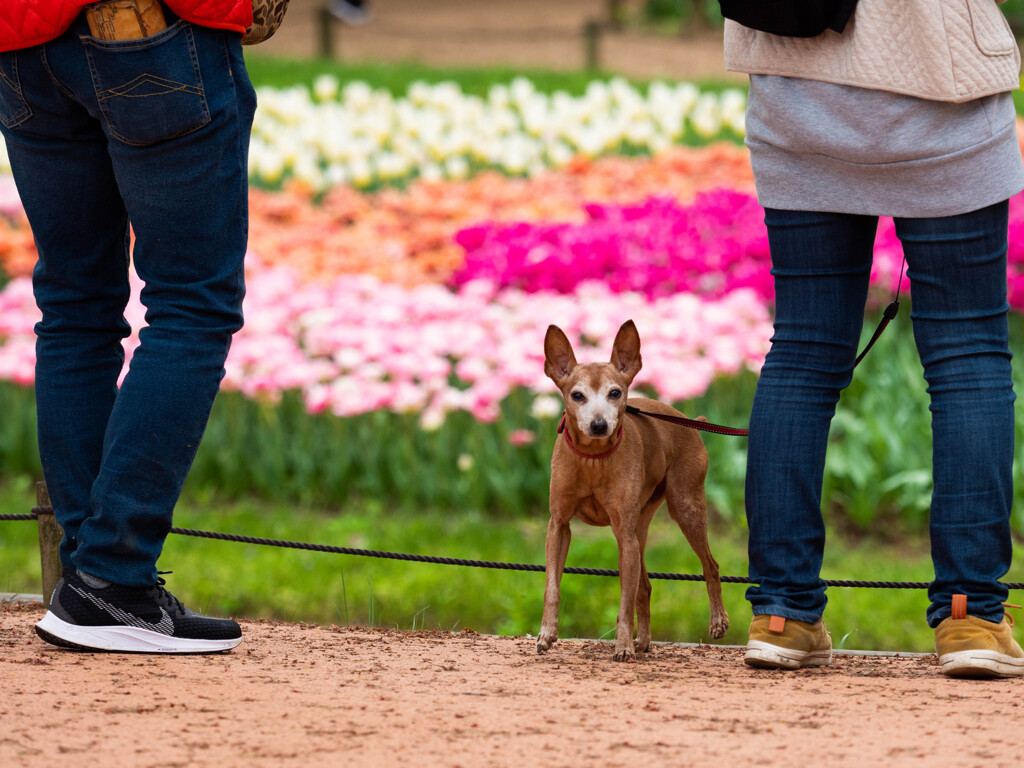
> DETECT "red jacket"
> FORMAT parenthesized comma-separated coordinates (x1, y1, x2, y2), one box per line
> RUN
(0, 0, 253, 52)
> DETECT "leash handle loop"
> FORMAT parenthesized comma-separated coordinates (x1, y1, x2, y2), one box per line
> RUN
(853, 298, 899, 368)
(853, 255, 907, 368)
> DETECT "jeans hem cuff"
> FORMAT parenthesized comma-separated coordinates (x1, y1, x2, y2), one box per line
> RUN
(750, 606, 823, 624)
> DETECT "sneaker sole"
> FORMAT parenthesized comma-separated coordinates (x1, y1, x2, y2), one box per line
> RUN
(744, 639, 833, 670)
(36, 611, 241, 654)
(939, 649, 1024, 679)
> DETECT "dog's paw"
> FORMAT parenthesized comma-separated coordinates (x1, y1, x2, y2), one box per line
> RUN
(613, 645, 637, 663)
(708, 612, 730, 639)
(634, 634, 652, 655)
(536, 630, 557, 654)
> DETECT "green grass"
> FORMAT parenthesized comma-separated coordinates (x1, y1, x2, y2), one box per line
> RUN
(5, 478, 1024, 653)
(241, 52, 744, 95)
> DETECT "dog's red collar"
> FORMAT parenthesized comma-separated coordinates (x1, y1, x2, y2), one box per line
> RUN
(557, 413, 624, 459)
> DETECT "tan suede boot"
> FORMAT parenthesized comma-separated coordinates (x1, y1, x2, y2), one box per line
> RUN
(935, 594, 1024, 679)
(744, 614, 832, 670)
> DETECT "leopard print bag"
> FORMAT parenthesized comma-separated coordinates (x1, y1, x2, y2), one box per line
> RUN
(244, 0, 290, 44)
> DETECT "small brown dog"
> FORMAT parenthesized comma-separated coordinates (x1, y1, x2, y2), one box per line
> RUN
(537, 319, 729, 661)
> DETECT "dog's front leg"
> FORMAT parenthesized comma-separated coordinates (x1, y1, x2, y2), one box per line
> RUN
(537, 516, 571, 654)
(613, 526, 641, 662)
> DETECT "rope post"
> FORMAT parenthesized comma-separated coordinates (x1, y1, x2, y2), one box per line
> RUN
(318, 5, 336, 59)
(583, 19, 603, 72)
(35, 481, 62, 608)
(606, 0, 625, 29)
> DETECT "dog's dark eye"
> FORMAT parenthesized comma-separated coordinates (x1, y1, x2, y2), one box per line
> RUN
(571, 392, 585, 402)
(609, 389, 622, 400)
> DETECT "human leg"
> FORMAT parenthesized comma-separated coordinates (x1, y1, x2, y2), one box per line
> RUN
(894, 201, 1015, 628)
(1, 17, 255, 589)
(72, 21, 256, 587)
(0, 40, 132, 574)
(745, 209, 877, 623)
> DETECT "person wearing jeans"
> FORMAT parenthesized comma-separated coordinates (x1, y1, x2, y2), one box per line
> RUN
(726, 0, 1024, 677)
(0, 0, 255, 653)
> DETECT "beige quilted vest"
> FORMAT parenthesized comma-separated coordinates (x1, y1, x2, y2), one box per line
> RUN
(724, 0, 1021, 102)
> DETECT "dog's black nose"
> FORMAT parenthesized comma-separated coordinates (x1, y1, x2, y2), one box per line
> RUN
(590, 418, 608, 435)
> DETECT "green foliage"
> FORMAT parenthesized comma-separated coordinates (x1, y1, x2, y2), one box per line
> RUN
(1002, 0, 1024, 32)
(643, 0, 723, 27)
(188, 388, 554, 514)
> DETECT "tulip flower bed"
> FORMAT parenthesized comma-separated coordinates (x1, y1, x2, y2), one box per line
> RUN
(248, 76, 748, 192)
(2, 75, 1024, 532)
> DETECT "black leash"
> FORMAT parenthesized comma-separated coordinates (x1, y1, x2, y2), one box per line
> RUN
(630, 256, 908, 438)
(625, 405, 750, 436)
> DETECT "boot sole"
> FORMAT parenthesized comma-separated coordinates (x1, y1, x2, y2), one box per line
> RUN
(36, 611, 241, 654)
(744, 639, 832, 670)
(939, 649, 1024, 679)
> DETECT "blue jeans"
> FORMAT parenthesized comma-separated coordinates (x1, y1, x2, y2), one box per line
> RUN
(0, 15, 256, 586)
(746, 202, 1015, 627)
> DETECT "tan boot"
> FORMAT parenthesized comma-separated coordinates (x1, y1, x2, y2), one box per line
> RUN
(744, 614, 832, 670)
(935, 594, 1024, 679)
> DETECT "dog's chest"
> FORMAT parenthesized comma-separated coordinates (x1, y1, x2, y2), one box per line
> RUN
(573, 496, 612, 526)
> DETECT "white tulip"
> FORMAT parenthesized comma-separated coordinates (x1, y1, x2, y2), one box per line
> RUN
(419, 162, 443, 182)
(256, 149, 286, 185)
(343, 81, 373, 112)
(348, 157, 373, 187)
(488, 84, 510, 109)
(546, 141, 574, 168)
(407, 80, 432, 106)
(443, 156, 469, 180)
(312, 74, 340, 103)
(242, 77, 744, 190)
(675, 82, 700, 110)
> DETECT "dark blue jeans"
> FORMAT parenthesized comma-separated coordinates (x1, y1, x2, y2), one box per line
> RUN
(746, 202, 1015, 627)
(0, 15, 255, 586)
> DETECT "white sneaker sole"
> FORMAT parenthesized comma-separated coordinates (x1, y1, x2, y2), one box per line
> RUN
(939, 649, 1024, 679)
(36, 611, 241, 654)
(744, 639, 833, 670)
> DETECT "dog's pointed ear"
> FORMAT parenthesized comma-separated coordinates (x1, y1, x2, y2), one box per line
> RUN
(610, 320, 642, 382)
(544, 325, 577, 386)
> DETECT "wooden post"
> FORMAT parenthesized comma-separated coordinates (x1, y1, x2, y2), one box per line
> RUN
(606, 0, 625, 29)
(36, 481, 63, 608)
(318, 6, 336, 59)
(583, 19, 603, 72)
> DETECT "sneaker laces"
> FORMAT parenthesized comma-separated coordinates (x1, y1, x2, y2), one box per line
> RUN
(1003, 602, 1021, 628)
(152, 571, 186, 617)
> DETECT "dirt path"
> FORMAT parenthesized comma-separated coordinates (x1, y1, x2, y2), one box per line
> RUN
(3, 603, 1022, 768)
(255, 0, 744, 82)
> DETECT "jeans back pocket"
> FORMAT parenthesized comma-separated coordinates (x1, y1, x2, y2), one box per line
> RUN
(0, 51, 32, 130)
(83, 21, 210, 147)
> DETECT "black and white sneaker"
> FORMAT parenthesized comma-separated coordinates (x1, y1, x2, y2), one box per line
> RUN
(35, 570, 241, 654)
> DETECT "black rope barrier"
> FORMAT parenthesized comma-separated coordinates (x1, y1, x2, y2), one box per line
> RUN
(7, 508, 1024, 590)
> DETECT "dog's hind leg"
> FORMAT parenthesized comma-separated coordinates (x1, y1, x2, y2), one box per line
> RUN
(665, 481, 729, 639)
(537, 517, 571, 654)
